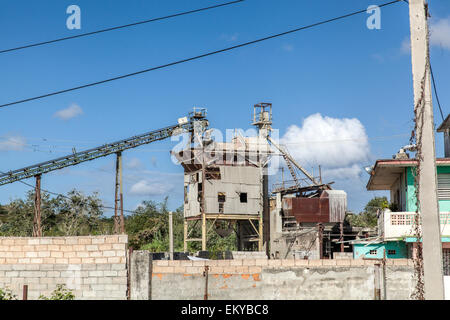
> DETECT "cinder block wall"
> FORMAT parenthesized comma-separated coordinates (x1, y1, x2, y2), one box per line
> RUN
(0, 235, 128, 300)
(146, 258, 415, 300)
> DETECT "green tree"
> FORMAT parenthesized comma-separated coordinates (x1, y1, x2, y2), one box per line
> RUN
(347, 196, 388, 228)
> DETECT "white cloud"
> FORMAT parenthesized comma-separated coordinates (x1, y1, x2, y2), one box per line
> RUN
(430, 17, 450, 50)
(0, 136, 26, 151)
(129, 179, 173, 196)
(54, 104, 83, 120)
(126, 158, 144, 170)
(322, 164, 363, 180)
(281, 113, 370, 170)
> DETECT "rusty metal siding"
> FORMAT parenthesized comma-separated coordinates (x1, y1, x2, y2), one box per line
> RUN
(282, 198, 329, 223)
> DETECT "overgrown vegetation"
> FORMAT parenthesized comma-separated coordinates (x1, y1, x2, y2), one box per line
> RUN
(0, 190, 237, 253)
(39, 284, 75, 300)
(346, 196, 389, 228)
(0, 288, 17, 300)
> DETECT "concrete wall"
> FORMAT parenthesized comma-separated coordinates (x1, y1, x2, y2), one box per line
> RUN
(131, 257, 416, 300)
(0, 235, 128, 300)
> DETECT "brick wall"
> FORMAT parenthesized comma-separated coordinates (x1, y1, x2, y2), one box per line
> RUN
(0, 235, 128, 300)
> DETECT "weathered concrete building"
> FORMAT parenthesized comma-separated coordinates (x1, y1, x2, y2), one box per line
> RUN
(172, 104, 273, 253)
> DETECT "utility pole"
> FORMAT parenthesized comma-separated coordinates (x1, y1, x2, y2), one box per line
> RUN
(169, 211, 174, 260)
(32, 174, 42, 237)
(409, 0, 444, 299)
(114, 152, 125, 234)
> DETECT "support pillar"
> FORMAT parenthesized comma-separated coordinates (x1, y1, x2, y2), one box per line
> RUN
(258, 214, 263, 252)
(202, 213, 207, 251)
(32, 174, 42, 237)
(183, 220, 188, 252)
(169, 211, 174, 260)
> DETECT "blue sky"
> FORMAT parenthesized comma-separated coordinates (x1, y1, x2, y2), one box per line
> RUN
(0, 0, 449, 215)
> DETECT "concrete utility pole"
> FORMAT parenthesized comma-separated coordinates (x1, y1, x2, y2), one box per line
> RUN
(169, 211, 174, 260)
(114, 152, 125, 234)
(409, 0, 444, 299)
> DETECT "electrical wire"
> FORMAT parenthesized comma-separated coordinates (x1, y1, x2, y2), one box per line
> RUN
(430, 63, 445, 122)
(0, 0, 404, 109)
(0, 0, 245, 55)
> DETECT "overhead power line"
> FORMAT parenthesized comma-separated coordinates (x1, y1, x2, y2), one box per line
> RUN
(0, 0, 245, 55)
(430, 63, 445, 121)
(0, 0, 404, 109)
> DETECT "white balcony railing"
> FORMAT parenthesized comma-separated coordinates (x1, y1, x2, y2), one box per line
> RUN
(380, 210, 450, 239)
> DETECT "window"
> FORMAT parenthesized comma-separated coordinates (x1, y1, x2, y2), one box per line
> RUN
(197, 183, 203, 202)
(240, 192, 248, 203)
(388, 250, 396, 255)
(369, 250, 377, 255)
(206, 167, 221, 180)
(438, 174, 450, 200)
(218, 192, 226, 203)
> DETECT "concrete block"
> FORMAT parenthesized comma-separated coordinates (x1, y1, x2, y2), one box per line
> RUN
(50, 252, 63, 258)
(83, 277, 101, 284)
(235, 266, 249, 273)
(268, 260, 281, 267)
(180, 260, 193, 267)
(38, 251, 51, 258)
(115, 250, 126, 257)
(65, 238, 78, 245)
(107, 257, 121, 264)
(103, 250, 116, 257)
(52, 239, 66, 245)
(25, 252, 38, 258)
(39, 238, 53, 245)
(185, 266, 202, 274)
(81, 264, 97, 271)
(156, 260, 169, 266)
(243, 259, 256, 266)
(18, 258, 31, 264)
(295, 259, 309, 266)
(209, 266, 224, 273)
(92, 238, 105, 244)
(30, 258, 43, 264)
(308, 260, 323, 266)
(112, 244, 125, 250)
(68, 258, 82, 264)
(192, 261, 206, 267)
(88, 271, 104, 277)
(99, 244, 112, 251)
(73, 245, 86, 252)
(153, 266, 174, 273)
(118, 235, 128, 243)
(78, 238, 92, 245)
(336, 259, 351, 266)
(81, 258, 95, 264)
(111, 264, 126, 271)
(350, 259, 365, 266)
(105, 236, 119, 244)
(95, 258, 108, 264)
(96, 264, 111, 271)
(248, 266, 262, 273)
(47, 271, 61, 278)
(39, 264, 55, 271)
(86, 245, 99, 251)
(394, 259, 409, 266)
(27, 239, 39, 245)
(281, 260, 295, 267)
(60, 245, 73, 252)
(89, 251, 102, 258)
(103, 271, 118, 277)
(48, 245, 60, 251)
